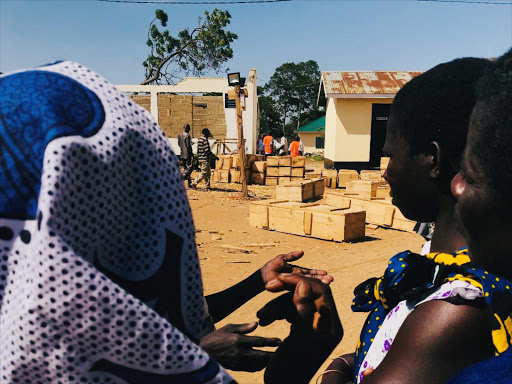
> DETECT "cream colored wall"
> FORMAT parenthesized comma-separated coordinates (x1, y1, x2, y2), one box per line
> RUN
(324, 97, 394, 162)
(298, 132, 323, 154)
(324, 98, 338, 161)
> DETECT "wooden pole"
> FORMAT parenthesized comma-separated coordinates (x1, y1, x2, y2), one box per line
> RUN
(235, 84, 248, 198)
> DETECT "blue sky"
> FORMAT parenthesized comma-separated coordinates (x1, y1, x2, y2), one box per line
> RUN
(1, 0, 511, 86)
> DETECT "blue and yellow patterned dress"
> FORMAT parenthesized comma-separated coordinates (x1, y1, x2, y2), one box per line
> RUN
(351, 248, 512, 383)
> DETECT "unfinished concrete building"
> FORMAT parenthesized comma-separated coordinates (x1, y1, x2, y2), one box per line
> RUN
(117, 69, 259, 154)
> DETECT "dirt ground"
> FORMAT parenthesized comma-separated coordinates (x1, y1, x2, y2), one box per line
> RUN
(187, 166, 424, 384)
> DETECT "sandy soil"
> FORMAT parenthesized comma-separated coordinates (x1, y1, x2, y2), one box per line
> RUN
(187, 168, 424, 384)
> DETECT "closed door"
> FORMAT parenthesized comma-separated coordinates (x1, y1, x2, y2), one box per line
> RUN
(369, 103, 391, 168)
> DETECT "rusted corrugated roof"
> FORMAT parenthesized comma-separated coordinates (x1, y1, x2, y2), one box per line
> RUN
(321, 71, 422, 97)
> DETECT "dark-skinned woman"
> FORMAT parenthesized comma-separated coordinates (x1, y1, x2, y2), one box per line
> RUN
(324, 57, 494, 384)
(447, 48, 512, 384)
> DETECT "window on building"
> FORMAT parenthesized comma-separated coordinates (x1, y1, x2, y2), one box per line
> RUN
(224, 94, 236, 109)
(316, 137, 325, 149)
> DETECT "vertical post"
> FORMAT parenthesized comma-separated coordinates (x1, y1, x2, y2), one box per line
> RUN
(150, 91, 159, 123)
(191, 96, 194, 138)
(235, 85, 248, 198)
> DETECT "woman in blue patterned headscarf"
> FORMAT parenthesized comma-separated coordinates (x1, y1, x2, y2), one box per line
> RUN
(0, 61, 236, 383)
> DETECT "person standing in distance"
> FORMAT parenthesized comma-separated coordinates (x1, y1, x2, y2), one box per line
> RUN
(263, 133, 276, 160)
(257, 134, 265, 155)
(279, 132, 288, 156)
(192, 128, 217, 189)
(289, 136, 304, 157)
(177, 124, 193, 187)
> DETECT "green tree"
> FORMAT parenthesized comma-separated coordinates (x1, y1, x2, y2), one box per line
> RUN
(258, 86, 282, 137)
(142, 9, 238, 85)
(261, 60, 322, 138)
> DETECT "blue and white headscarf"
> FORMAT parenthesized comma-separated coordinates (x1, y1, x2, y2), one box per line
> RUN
(0, 61, 233, 383)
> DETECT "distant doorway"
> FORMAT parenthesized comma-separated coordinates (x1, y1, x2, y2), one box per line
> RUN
(369, 103, 391, 168)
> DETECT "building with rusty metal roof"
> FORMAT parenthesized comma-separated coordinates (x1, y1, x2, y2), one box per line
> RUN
(317, 70, 421, 170)
(319, 71, 422, 99)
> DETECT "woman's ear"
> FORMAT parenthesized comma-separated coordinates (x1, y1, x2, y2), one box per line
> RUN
(426, 141, 442, 179)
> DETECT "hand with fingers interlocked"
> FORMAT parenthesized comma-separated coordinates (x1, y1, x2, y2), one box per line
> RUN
(260, 250, 334, 290)
(258, 274, 343, 384)
(260, 274, 342, 340)
(201, 250, 334, 374)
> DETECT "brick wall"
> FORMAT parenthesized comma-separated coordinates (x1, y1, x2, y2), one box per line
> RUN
(129, 94, 228, 139)
(158, 95, 227, 139)
(130, 95, 151, 112)
(157, 95, 191, 138)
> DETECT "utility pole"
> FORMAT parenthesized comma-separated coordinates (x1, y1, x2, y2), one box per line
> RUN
(234, 84, 248, 198)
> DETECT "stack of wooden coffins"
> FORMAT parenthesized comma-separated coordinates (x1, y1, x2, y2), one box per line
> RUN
(275, 178, 325, 202)
(248, 156, 415, 240)
(264, 156, 306, 186)
(250, 177, 365, 242)
(322, 190, 415, 232)
(212, 155, 307, 185)
(251, 160, 267, 185)
(304, 169, 359, 189)
(249, 199, 366, 242)
(212, 154, 264, 184)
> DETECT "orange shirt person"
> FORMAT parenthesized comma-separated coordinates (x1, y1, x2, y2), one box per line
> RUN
(289, 139, 303, 157)
(263, 135, 274, 155)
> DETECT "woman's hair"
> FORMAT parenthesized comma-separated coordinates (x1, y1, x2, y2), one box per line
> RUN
(389, 57, 491, 164)
(471, 48, 512, 200)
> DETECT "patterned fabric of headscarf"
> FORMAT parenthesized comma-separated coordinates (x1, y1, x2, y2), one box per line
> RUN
(0, 61, 234, 383)
(352, 248, 512, 382)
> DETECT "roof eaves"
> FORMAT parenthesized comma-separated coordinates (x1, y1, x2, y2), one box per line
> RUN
(326, 93, 397, 99)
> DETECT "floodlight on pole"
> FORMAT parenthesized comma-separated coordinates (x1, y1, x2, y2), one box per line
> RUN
(227, 72, 241, 87)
